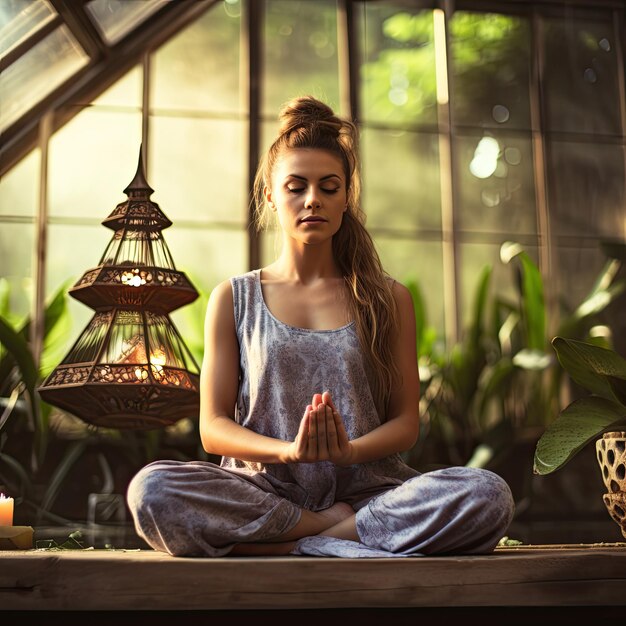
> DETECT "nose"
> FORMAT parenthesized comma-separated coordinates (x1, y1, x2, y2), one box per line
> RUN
(305, 187, 321, 209)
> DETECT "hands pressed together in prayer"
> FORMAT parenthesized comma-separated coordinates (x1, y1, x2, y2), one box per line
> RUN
(286, 391, 354, 466)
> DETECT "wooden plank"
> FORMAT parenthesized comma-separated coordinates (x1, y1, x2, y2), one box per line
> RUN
(1, 547, 626, 610)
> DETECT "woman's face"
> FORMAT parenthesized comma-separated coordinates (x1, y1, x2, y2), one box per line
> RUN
(265, 148, 348, 246)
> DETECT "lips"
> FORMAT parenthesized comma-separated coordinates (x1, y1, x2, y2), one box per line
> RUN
(300, 216, 327, 223)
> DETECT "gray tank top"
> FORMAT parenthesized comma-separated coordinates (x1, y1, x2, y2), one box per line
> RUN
(221, 269, 418, 511)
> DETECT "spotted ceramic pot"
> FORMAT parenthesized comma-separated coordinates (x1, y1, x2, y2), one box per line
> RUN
(596, 431, 626, 539)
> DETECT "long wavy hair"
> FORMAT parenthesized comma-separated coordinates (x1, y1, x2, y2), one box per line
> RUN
(253, 96, 400, 418)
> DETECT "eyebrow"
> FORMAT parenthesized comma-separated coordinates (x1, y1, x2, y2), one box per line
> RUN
(287, 174, 342, 182)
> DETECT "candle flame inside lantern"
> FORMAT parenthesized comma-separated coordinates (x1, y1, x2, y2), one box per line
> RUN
(150, 348, 167, 380)
(121, 269, 147, 287)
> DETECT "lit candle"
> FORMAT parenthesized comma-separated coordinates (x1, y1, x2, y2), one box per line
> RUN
(0, 494, 14, 526)
(150, 348, 167, 380)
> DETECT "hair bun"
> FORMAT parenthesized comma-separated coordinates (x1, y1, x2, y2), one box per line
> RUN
(278, 96, 342, 137)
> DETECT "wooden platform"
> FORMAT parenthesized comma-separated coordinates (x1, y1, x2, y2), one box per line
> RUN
(2, 543, 626, 616)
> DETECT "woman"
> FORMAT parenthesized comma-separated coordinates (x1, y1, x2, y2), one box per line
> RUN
(127, 96, 514, 558)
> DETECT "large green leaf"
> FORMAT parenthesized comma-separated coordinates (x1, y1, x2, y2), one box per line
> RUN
(467, 265, 491, 348)
(0, 317, 38, 401)
(606, 375, 626, 407)
(501, 242, 545, 351)
(533, 395, 626, 475)
(0, 279, 10, 321)
(520, 254, 545, 351)
(552, 336, 626, 403)
(0, 316, 49, 467)
(451, 265, 491, 404)
(0, 284, 69, 385)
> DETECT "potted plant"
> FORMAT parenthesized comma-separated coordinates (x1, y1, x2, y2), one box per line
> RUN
(533, 336, 626, 538)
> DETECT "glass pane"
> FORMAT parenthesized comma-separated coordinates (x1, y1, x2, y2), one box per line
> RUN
(260, 227, 281, 267)
(374, 237, 445, 337)
(46, 223, 113, 355)
(166, 228, 247, 291)
(48, 108, 142, 219)
(455, 132, 536, 235)
(150, 117, 246, 225)
(0, 149, 40, 217)
(0, 0, 55, 58)
(0, 223, 34, 321)
(0, 25, 88, 133)
(152, 1, 241, 114)
(450, 11, 531, 131)
(263, 0, 340, 115)
(47, 223, 110, 289)
(358, 4, 437, 126)
(91, 65, 142, 108)
(168, 228, 248, 360)
(361, 127, 441, 231)
(547, 140, 625, 239)
(85, 0, 169, 45)
(260, 119, 280, 154)
(543, 14, 621, 136)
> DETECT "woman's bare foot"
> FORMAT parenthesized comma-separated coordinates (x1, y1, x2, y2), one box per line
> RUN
(319, 514, 359, 541)
(228, 502, 355, 555)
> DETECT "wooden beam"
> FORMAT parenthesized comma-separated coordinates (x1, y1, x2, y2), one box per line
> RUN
(1, 546, 625, 610)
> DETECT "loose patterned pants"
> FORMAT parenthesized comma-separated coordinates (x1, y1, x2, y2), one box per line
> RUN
(127, 461, 514, 558)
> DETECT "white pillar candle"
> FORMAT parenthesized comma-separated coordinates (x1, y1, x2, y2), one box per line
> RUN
(0, 494, 14, 526)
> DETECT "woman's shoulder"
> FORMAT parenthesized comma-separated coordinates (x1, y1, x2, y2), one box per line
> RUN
(207, 270, 257, 297)
(384, 276, 414, 312)
(229, 269, 259, 286)
(384, 275, 408, 296)
(208, 270, 263, 323)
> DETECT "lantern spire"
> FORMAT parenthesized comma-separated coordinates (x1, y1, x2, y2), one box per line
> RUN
(123, 144, 154, 197)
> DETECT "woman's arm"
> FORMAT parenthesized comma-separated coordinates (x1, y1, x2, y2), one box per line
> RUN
(199, 280, 292, 463)
(345, 280, 421, 465)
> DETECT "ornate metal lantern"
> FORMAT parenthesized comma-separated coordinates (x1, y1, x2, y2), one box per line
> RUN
(38, 148, 200, 430)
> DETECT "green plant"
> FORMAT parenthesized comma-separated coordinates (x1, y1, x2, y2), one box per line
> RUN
(533, 337, 626, 475)
(405, 241, 624, 473)
(0, 279, 71, 472)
